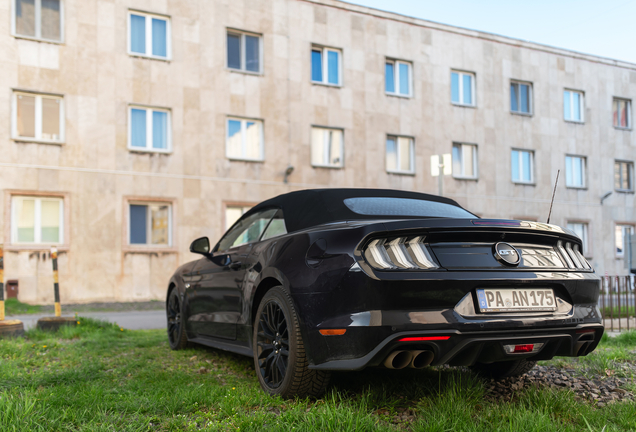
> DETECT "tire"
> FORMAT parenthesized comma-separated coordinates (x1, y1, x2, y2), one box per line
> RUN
(253, 286, 330, 398)
(167, 288, 189, 350)
(470, 359, 537, 379)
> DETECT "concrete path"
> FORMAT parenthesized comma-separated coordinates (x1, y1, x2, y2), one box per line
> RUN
(7, 310, 166, 331)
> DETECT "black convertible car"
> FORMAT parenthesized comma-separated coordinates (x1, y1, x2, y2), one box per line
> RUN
(166, 188, 603, 398)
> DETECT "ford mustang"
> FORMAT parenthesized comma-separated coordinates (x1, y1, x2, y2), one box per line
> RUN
(165, 188, 603, 398)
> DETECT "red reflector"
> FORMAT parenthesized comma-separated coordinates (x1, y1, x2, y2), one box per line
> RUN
(513, 344, 534, 353)
(576, 329, 595, 334)
(319, 329, 346, 336)
(398, 336, 450, 342)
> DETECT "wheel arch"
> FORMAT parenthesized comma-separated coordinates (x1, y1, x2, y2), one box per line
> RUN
(251, 277, 283, 325)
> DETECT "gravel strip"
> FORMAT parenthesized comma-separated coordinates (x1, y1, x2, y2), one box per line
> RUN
(485, 363, 636, 407)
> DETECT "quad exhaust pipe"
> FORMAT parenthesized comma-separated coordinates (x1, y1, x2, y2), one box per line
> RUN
(383, 350, 435, 369)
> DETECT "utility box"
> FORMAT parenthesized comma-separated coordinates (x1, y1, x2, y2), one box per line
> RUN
(6, 280, 18, 299)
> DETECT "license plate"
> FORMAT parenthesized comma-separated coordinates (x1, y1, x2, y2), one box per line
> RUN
(476, 288, 557, 313)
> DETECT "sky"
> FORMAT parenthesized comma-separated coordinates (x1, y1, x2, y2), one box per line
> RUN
(344, 0, 636, 64)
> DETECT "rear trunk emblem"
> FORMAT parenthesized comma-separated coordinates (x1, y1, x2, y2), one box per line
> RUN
(493, 242, 520, 266)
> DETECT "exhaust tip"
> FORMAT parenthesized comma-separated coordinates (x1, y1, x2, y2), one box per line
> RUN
(383, 350, 413, 369)
(409, 350, 434, 369)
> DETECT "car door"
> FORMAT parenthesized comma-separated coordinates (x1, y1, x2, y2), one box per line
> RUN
(188, 208, 278, 340)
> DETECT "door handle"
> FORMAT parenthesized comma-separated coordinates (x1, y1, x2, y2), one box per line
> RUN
(229, 261, 242, 270)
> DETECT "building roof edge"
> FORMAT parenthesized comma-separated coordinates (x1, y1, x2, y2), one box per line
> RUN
(303, 0, 636, 71)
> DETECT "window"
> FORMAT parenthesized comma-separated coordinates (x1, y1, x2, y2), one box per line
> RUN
(13, 0, 63, 42)
(311, 127, 343, 168)
(261, 211, 287, 241)
(216, 209, 278, 251)
(386, 136, 414, 174)
(511, 149, 534, 183)
(226, 118, 264, 161)
(563, 90, 584, 122)
(225, 205, 252, 230)
(385, 60, 412, 97)
(510, 81, 532, 114)
(311, 46, 341, 86)
(128, 106, 170, 152)
(615, 160, 634, 191)
(565, 155, 586, 188)
(452, 143, 478, 179)
(12, 92, 64, 143)
(128, 11, 170, 59)
(129, 203, 171, 246)
(567, 222, 589, 256)
(11, 196, 63, 244)
(451, 71, 475, 106)
(613, 98, 631, 129)
(227, 30, 261, 73)
(615, 224, 634, 258)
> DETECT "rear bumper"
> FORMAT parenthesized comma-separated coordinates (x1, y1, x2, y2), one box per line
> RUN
(309, 324, 604, 370)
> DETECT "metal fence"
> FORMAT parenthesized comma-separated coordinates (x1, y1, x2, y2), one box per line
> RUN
(600, 275, 635, 332)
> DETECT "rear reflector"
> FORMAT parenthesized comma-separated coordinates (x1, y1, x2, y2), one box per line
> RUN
(576, 329, 596, 334)
(503, 342, 544, 354)
(398, 336, 450, 342)
(319, 329, 346, 336)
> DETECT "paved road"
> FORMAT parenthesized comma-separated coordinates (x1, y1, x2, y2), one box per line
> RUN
(7, 310, 166, 330)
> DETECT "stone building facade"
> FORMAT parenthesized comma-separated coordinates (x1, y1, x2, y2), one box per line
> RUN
(0, 0, 634, 304)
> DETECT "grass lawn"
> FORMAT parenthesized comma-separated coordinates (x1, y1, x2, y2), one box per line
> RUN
(1, 320, 635, 432)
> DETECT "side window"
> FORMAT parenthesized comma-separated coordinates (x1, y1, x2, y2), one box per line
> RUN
(216, 209, 277, 251)
(261, 211, 287, 241)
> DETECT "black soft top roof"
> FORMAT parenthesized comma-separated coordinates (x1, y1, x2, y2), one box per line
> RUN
(245, 188, 470, 233)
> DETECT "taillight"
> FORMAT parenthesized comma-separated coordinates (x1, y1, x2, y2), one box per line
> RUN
(556, 240, 592, 270)
(363, 236, 438, 270)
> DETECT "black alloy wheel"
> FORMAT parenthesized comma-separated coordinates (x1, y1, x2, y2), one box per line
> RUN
(253, 286, 330, 398)
(167, 289, 189, 350)
(256, 300, 289, 388)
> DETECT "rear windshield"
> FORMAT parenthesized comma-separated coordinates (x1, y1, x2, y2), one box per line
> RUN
(343, 197, 475, 219)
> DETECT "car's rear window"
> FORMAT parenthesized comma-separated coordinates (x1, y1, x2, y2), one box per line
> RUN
(343, 197, 475, 219)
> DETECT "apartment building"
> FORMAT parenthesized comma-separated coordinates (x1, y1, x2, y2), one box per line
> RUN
(0, 0, 634, 304)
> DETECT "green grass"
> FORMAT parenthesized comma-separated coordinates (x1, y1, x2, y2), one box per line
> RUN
(3, 298, 45, 315)
(1, 322, 635, 431)
(601, 305, 635, 319)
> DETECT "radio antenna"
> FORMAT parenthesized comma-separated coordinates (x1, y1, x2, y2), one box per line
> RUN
(546, 170, 560, 224)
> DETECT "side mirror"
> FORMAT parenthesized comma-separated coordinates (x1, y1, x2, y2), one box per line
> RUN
(190, 237, 211, 255)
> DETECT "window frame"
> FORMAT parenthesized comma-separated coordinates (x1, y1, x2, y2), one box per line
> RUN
(452, 142, 479, 180)
(224, 203, 254, 232)
(11, 90, 65, 145)
(563, 89, 585, 123)
(10, 195, 64, 246)
(613, 97, 631, 130)
(311, 45, 343, 87)
(225, 117, 265, 162)
(310, 126, 345, 169)
(450, 70, 476, 107)
(127, 10, 172, 61)
(564, 154, 587, 189)
(226, 28, 263, 75)
(385, 59, 413, 98)
(614, 159, 634, 192)
(615, 223, 634, 259)
(510, 80, 533, 115)
(123, 198, 176, 251)
(511, 148, 535, 184)
(385, 135, 415, 175)
(127, 105, 172, 153)
(566, 221, 590, 258)
(11, 0, 65, 43)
